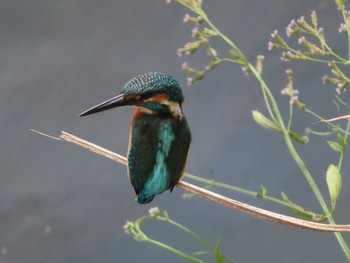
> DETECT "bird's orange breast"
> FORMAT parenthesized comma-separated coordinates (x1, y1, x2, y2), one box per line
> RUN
(132, 108, 147, 120)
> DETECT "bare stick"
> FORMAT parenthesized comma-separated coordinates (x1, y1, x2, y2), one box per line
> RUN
(60, 131, 350, 232)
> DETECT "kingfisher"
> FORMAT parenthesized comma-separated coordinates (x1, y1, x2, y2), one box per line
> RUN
(80, 72, 191, 204)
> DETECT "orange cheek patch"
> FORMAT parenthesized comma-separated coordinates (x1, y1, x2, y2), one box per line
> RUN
(146, 94, 169, 104)
(132, 94, 170, 120)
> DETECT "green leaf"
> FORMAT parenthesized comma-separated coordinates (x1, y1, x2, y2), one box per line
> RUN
(288, 131, 309, 144)
(326, 164, 342, 213)
(327, 140, 343, 153)
(194, 251, 211, 255)
(182, 193, 195, 199)
(252, 111, 281, 131)
(281, 192, 323, 221)
(256, 185, 267, 198)
(229, 49, 239, 59)
(337, 133, 346, 152)
(215, 238, 224, 263)
(256, 55, 264, 74)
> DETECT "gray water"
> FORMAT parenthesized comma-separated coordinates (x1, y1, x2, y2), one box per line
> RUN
(2, 0, 350, 262)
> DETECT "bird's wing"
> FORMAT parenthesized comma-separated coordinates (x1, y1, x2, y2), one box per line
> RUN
(166, 116, 191, 190)
(127, 116, 158, 195)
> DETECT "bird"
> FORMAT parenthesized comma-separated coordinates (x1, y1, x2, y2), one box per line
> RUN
(80, 72, 192, 204)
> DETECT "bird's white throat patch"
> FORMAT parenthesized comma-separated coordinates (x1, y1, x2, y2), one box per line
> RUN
(168, 101, 183, 120)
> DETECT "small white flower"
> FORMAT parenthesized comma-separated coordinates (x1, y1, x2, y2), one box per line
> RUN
(298, 36, 305, 45)
(187, 77, 193, 86)
(289, 95, 299, 105)
(286, 19, 296, 37)
(338, 23, 346, 33)
(270, 30, 278, 38)
(123, 223, 130, 234)
(183, 14, 190, 23)
(148, 207, 160, 216)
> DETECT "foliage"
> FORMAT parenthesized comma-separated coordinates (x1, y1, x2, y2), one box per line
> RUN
(124, 207, 236, 263)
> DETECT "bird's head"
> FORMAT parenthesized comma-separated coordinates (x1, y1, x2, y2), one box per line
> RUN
(80, 72, 185, 119)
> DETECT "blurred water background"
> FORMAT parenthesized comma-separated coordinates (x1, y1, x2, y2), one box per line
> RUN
(2, 0, 350, 262)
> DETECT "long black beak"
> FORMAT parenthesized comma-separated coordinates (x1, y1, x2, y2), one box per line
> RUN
(80, 93, 128, 117)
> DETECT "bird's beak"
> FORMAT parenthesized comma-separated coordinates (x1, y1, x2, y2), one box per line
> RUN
(80, 93, 129, 117)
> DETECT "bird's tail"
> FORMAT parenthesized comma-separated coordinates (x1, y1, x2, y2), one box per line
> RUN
(136, 191, 155, 204)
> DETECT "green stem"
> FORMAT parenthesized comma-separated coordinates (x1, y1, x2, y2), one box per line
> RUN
(336, 95, 350, 108)
(147, 238, 205, 263)
(303, 107, 350, 136)
(158, 216, 214, 250)
(288, 48, 346, 64)
(185, 173, 293, 208)
(287, 104, 294, 130)
(220, 58, 245, 65)
(307, 129, 334, 136)
(294, 29, 345, 63)
(338, 120, 350, 171)
(341, 9, 350, 61)
(132, 216, 208, 262)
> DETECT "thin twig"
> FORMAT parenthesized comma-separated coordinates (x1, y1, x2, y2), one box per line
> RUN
(30, 129, 62, 141)
(59, 131, 350, 232)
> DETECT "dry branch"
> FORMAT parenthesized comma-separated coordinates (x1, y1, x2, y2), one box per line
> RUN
(60, 131, 350, 232)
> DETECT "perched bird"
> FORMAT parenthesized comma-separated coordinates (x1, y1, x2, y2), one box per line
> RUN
(80, 72, 191, 204)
